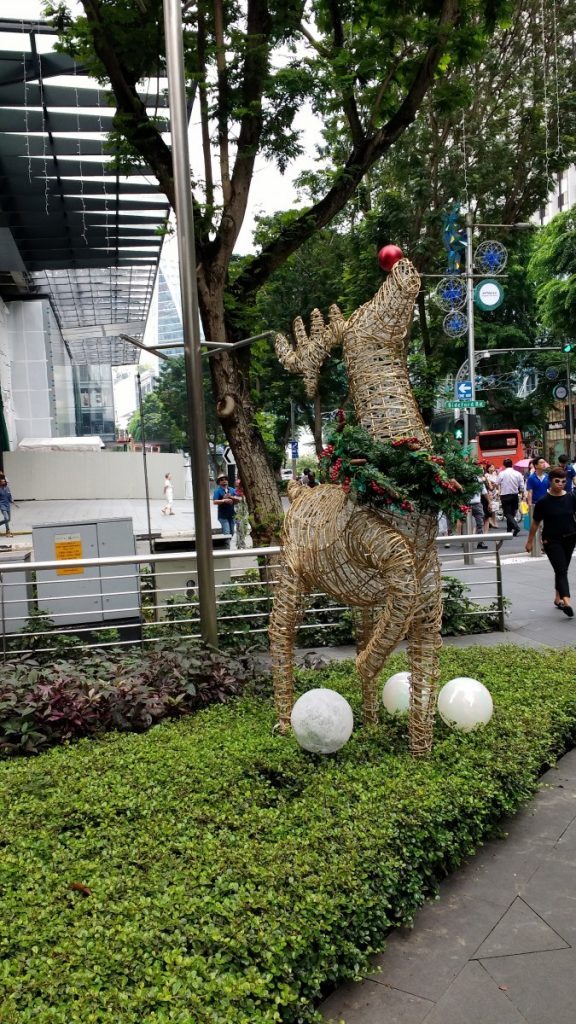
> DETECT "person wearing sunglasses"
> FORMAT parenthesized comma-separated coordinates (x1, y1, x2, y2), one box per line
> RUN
(526, 467, 576, 617)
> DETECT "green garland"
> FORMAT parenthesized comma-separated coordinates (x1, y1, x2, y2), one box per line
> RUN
(318, 424, 482, 519)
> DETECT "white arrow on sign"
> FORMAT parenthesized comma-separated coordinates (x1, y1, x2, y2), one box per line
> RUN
(223, 445, 236, 465)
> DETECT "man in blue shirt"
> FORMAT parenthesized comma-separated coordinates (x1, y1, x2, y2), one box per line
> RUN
(558, 454, 576, 493)
(526, 456, 549, 507)
(212, 474, 241, 548)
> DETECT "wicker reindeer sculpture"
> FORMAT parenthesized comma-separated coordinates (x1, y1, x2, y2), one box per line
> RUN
(271, 258, 444, 756)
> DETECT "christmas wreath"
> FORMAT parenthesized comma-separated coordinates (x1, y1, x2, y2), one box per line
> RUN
(318, 424, 481, 520)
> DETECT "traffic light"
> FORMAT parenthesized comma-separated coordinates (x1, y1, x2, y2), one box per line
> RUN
(562, 341, 575, 353)
(453, 419, 464, 441)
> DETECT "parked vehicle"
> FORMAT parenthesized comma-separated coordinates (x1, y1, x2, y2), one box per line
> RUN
(476, 429, 525, 470)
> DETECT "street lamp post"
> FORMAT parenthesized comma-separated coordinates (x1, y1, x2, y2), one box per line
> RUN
(290, 400, 298, 479)
(136, 371, 153, 555)
(464, 211, 476, 446)
(163, 0, 218, 645)
(460, 217, 534, 445)
(566, 352, 575, 460)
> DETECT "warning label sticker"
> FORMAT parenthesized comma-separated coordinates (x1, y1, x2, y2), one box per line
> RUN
(54, 534, 84, 575)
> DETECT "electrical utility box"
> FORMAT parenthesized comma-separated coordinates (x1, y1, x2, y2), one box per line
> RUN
(32, 518, 140, 628)
(0, 551, 33, 634)
(152, 534, 231, 617)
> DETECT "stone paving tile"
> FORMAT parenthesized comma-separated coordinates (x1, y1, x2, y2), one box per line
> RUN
(472, 896, 569, 959)
(480, 948, 576, 1024)
(365, 893, 507, 1003)
(436, 835, 554, 908)
(421, 961, 529, 1024)
(497, 783, 576, 843)
(320, 977, 433, 1024)
(519, 859, 576, 946)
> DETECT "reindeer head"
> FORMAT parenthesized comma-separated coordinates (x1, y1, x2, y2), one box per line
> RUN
(275, 259, 421, 398)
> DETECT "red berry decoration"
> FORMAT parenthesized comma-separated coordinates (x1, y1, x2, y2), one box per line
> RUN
(378, 244, 404, 272)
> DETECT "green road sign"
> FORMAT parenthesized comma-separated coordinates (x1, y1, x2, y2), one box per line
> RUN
(445, 399, 487, 409)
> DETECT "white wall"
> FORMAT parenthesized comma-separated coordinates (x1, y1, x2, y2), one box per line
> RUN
(0, 295, 17, 449)
(3, 451, 186, 500)
(6, 301, 52, 442)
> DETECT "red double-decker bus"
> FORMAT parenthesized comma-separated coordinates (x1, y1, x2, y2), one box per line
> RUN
(476, 429, 525, 470)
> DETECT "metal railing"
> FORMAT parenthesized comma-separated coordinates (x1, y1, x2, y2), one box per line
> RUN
(0, 534, 510, 660)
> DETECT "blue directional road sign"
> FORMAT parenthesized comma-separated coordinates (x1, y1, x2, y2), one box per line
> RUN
(456, 380, 473, 400)
(290, 440, 299, 458)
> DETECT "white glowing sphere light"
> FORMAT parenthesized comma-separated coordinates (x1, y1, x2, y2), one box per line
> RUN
(291, 688, 354, 754)
(382, 671, 411, 715)
(438, 676, 493, 732)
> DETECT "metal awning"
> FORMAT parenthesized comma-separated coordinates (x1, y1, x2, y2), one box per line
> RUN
(0, 18, 170, 364)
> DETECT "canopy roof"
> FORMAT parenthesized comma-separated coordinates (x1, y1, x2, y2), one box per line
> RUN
(0, 18, 170, 364)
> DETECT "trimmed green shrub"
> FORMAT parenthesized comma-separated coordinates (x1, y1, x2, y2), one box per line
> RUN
(0, 646, 575, 1023)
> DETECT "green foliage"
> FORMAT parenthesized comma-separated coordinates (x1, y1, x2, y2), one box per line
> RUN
(528, 210, 576, 343)
(319, 425, 481, 518)
(1, 646, 576, 1022)
(441, 576, 507, 635)
(127, 390, 185, 450)
(156, 568, 504, 650)
(0, 642, 258, 758)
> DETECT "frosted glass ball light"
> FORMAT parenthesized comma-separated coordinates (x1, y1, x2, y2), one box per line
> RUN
(291, 688, 354, 754)
(437, 676, 493, 732)
(382, 671, 411, 715)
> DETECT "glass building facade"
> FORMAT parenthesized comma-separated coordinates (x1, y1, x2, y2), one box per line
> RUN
(156, 266, 183, 356)
(73, 364, 115, 441)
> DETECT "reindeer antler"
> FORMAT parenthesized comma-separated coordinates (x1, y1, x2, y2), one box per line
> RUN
(275, 306, 346, 398)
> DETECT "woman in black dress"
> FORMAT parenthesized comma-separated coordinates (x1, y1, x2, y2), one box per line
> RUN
(526, 466, 576, 617)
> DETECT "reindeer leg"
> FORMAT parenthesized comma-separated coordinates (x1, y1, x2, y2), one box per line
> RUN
(355, 607, 379, 655)
(356, 586, 417, 726)
(406, 550, 443, 757)
(269, 559, 305, 733)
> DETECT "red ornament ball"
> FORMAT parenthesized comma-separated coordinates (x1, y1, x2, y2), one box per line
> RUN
(378, 244, 404, 272)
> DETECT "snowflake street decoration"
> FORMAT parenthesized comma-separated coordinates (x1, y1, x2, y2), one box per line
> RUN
(474, 240, 507, 275)
(435, 276, 467, 312)
(443, 310, 468, 337)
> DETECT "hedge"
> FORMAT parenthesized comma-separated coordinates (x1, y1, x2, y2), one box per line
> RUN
(1, 646, 575, 1024)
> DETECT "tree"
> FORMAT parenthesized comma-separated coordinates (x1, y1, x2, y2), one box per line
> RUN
(127, 390, 185, 447)
(528, 209, 576, 343)
(45, 0, 509, 540)
(272, 0, 575, 428)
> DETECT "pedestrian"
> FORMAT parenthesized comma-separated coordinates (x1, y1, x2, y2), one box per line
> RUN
(497, 458, 525, 536)
(0, 476, 13, 536)
(300, 468, 310, 485)
(234, 477, 249, 550)
(307, 471, 319, 487)
(469, 479, 488, 549)
(558, 454, 576, 493)
(482, 462, 499, 528)
(525, 466, 576, 618)
(212, 474, 241, 548)
(526, 456, 549, 507)
(161, 472, 175, 515)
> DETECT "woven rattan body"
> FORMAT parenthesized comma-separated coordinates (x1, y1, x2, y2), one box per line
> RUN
(273, 259, 442, 755)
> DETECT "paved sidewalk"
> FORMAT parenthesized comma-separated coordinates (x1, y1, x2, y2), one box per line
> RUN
(321, 747, 576, 1024)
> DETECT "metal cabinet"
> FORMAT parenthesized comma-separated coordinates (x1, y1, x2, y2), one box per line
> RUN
(0, 552, 32, 634)
(33, 518, 139, 627)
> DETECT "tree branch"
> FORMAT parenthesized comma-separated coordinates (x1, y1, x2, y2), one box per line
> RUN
(232, 0, 461, 302)
(326, 0, 364, 146)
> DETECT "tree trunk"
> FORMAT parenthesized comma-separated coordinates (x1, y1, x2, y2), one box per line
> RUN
(201, 299, 283, 544)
